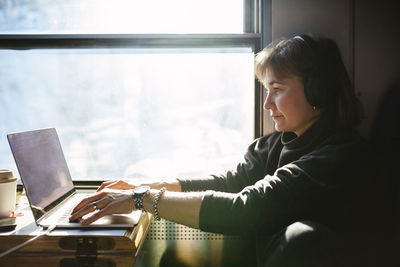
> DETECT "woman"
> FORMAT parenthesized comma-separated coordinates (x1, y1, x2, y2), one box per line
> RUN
(70, 35, 378, 266)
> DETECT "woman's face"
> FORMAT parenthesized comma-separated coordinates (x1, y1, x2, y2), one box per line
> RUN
(264, 69, 321, 136)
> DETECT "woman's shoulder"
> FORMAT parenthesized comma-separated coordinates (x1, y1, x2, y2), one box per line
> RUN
(312, 127, 371, 165)
(244, 132, 284, 161)
(324, 127, 367, 147)
(253, 131, 282, 148)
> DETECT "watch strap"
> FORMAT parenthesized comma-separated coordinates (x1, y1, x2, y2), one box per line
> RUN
(133, 194, 144, 210)
(132, 186, 150, 210)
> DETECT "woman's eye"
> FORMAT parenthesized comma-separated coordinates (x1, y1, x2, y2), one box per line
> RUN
(272, 87, 282, 94)
(265, 87, 282, 95)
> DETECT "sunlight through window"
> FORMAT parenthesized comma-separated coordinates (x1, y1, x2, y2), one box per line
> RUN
(0, 0, 244, 34)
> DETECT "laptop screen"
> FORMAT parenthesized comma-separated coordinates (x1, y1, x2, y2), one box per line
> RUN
(7, 128, 74, 217)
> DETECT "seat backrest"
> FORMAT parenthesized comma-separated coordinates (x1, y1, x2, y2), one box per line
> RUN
(370, 83, 400, 259)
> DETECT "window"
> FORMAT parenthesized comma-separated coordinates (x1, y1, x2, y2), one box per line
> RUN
(0, 1, 262, 180)
(0, 0, 244, 34)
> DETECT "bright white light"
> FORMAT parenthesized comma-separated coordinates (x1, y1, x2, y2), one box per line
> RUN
(0, 49, 254, 179)
(0, 0, 244, 34)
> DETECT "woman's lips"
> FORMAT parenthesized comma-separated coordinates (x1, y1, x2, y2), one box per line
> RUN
(272, 115, 283, 120)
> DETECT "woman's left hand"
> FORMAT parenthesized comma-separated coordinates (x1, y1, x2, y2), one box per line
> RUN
(69, 189, 134, 225)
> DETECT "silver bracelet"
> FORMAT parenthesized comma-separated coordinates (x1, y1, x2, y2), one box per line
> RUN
(153, 187, 166, 221)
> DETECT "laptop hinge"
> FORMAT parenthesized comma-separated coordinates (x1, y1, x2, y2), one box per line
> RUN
(36, 190, 76, 225)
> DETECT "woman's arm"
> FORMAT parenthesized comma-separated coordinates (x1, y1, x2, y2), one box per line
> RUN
(96, 179, 182, 192)
(69, 187, 204, 229)
(70, 136, 270, 228)
(143, 189, 204, 229)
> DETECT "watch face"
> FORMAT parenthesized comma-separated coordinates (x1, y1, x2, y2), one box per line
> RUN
(134, 185, 151, 194)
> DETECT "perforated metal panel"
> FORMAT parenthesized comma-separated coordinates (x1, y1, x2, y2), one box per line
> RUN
(136, 219, 256, 267)
(146, 219, 232, 241)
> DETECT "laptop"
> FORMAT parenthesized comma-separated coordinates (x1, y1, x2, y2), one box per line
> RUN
(7, 128, 141, 229)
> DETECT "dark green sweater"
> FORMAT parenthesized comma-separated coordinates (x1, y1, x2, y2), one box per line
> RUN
(178, 117, 377, 237)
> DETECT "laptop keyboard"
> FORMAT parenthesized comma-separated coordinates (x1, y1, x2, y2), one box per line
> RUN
(57, 194, 88, 224)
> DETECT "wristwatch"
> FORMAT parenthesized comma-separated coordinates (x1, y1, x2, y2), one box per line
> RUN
(132, 185, 151, 210)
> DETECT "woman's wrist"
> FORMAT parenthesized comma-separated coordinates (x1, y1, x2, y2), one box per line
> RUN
(141, 188, 203, 229)
(139, 180, 182, 216)
(141, 179, 181, 192)
(142, 189, 158, 215)
(153, 187, 166, 220)
(167, 179, 182, 192)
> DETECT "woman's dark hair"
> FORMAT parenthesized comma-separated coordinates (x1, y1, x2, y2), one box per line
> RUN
(255, 34, 363, 128)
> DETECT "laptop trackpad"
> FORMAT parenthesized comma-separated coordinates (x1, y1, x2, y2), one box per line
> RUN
(42, 210, 142, 229)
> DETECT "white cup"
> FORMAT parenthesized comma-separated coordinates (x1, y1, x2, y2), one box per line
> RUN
(0, 170, 17, 218)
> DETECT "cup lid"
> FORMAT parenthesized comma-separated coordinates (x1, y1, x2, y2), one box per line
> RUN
(0, 170, 14, 180)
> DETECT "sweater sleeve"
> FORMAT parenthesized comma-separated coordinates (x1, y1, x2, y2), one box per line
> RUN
(198, 173, 303, 236)
(177, 137, 269, 193)
(198, 135, 371, 236)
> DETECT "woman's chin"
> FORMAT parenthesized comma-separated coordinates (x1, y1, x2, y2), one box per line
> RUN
(274, 124, 285, 132)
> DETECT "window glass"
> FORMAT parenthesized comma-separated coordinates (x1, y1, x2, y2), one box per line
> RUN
(0, 48, 254, 179)
(0, 0, 244, 34)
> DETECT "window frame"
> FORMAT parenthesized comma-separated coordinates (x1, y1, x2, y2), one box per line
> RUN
(0, 0, 264, 187)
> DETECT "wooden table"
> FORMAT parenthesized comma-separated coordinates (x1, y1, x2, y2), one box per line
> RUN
(0, 191, 152, 267)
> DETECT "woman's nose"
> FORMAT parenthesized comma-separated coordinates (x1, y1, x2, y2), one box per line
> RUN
(263, 94, 273, 110)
